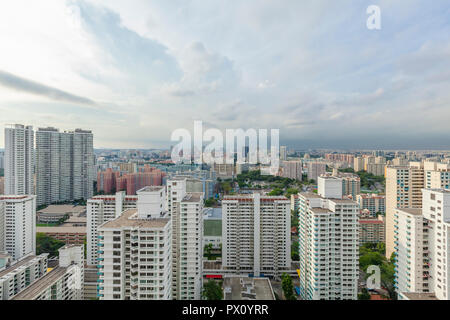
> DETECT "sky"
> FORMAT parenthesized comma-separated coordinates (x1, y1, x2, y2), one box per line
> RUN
(0, 0, 449, 150)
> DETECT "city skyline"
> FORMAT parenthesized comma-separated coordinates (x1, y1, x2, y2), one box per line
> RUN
(0, 1, 449, 149)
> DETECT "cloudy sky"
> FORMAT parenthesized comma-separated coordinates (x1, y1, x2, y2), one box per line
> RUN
(0, 0, 449, 150)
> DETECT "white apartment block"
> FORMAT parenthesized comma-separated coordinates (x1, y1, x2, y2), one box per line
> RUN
(394, 208, 429, 296)
(386, 161, 448, 259)
(173, 193, 203, 300)
(4, 124, 34, 195)
(72, 129, 95, 201)
(280, 146, 287, 161)
(318, 175, 343, 199)
(36, 127, 95, 206)
(421, 189, 450, 300)
(386, 162, 424, 259)
(36, 127, 61, 206)
(396, 189, 450, 300)
(424, 161, 450, 190)
(298, 193, 359, 300)
(97, 187, 172, 300)
(0, 253, 48, 300)
(354, 157, 364, 172)
(222, 193, 291, 277)
(87, 191, 138, 266)
(12, 245, 84, 300)
(167, 178, 203, 300)
(0, 195, 36, 260)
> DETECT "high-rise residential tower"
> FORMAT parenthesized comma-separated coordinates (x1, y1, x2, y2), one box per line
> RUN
(222, 193, 291, 277)
(86, 191, 138, 266)
(298, 192, 359, 300)
(97, 187, 172, 300)
(4, 124, 34, 195)
(35, 127, 95, 206)
(0, 195, 36, 260)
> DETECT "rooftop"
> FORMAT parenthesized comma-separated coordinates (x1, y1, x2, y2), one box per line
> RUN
(401, 292, 439, 300)
(12, 267, 68, 300)
(36, 226, 86, 233)
(37, 205, 86, 214)
(137, 186, 165, 193)
(310, 207, 332, 214)
(100, 209, 170, 229)
(223, 277, 275, 300)
(396, 208, 422, 216)
(182, 192, 203, 202)
(0, 254, 46, 278)
(203, 207, 222, 220)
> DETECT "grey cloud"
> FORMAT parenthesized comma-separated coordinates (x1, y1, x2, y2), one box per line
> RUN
(0, 70, 96, 105)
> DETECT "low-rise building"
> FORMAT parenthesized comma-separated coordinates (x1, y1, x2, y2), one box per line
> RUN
(36, 226, 86, 245)
(359, 216, 385, 245)
(11, 245, 84, 300)
(0, 253, 48, 300)
(223, 276, 275, 300)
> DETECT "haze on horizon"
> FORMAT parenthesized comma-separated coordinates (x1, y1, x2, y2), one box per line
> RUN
(0, 1, 449, 150)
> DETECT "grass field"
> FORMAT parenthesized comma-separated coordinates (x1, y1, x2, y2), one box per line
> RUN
(204, 220, 222, 236)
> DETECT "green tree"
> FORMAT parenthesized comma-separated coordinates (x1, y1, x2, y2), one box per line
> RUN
(204, 243, 213, 260)
(358, 288, 371, 300)
(202, 280, 223, 300)
(268, 188, 283, 196)
(291, 241, 299, 261)
(285, 188, 299, 198)
(36, 233, 65, 257)
(281, 273, 296, 300)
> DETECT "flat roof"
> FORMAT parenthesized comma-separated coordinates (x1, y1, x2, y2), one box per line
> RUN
(37, 226, 86, 233)
(137, 186, 165, 192)
(401, 292, 438, 300)
(100, 209, 170, 229)
(311, 208, 332, 214)
(396, 208, 422, 216)
(12, 267, 68, 300)
(203, 207, 222, 220)
(182, 192, 203, 202)
(0, 255, 45, 278)
(223, 277, 275, 300)
(204, 220, 222, 237)
(38, 205, 86, 214)
(299, 192, 321, 198)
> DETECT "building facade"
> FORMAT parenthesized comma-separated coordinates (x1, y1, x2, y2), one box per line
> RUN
(4, 124, 34, 195)
(0, 195, 36, 260)
(222, 193, 291, 277)
(86, 192, 138, 266)
(298, 193, 359, 300)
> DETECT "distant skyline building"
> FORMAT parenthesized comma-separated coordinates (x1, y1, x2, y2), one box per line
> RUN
(280, 146, 287, 161)
(97, 165, 165, 195)
(36, 127, 95, 206)
(281, 160, 302, 180)
(4, 124, 34, 195)
(307, 162, 326, 183)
